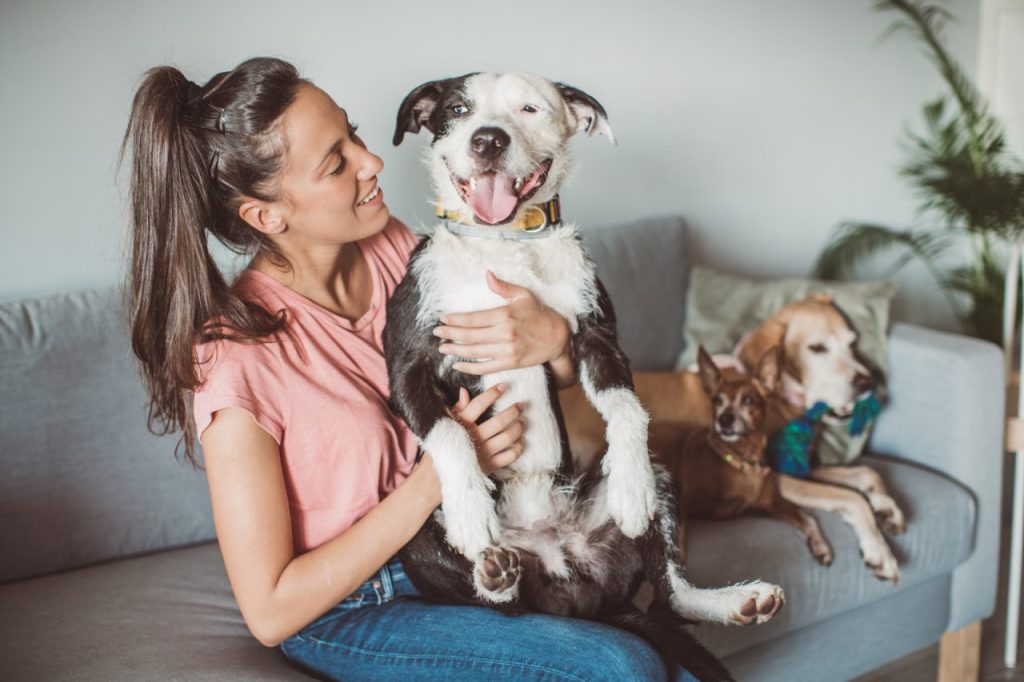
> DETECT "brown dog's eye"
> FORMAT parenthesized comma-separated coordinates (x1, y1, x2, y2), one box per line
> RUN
(713, 395, 725, 407)
(808, 343, 827, 354)
(742, 395, 759, 406)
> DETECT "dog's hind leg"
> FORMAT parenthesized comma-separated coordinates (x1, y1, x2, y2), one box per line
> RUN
(639, 466, 784, 626)
(778, 474, 901, 583)
(599, 605, 734, 682)
(810, 465, 907, 535)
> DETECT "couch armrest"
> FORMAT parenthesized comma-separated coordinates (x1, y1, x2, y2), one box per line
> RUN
(870, 322, 1004, 631)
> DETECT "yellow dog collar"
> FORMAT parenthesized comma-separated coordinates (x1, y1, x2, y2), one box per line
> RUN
(435, 195, 562, 237)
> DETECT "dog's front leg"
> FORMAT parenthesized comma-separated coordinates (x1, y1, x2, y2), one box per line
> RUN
(574, 280, 656, 537)
(384, 275, 501, 562)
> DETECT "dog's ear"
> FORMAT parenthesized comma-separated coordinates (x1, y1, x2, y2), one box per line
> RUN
(737, 302, 801, 373)
(696, 346, 721, 396)
(555, 82, 616, 145)
(754, 346, 781, 395)
(393, 79, 449, 146)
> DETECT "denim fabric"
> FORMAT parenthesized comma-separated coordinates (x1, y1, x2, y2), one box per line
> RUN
(281, 557, 697, 681)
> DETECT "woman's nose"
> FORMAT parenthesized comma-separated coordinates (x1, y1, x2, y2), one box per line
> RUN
(356, 147, 384, 182)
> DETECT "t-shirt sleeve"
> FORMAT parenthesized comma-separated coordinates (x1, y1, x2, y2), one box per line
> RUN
(193, 339, 286, 445)
(382, 216, 422, 265)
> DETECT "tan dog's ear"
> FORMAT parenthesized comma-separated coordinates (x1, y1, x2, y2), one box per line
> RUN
(754, 346, 781, 395)
(738, 306, 794, 372)
(696, 346, 721, 396)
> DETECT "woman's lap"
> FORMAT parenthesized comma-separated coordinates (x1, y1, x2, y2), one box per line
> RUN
(280, 559, 697, 682)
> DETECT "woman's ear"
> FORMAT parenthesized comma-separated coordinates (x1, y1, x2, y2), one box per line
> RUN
(238, 199, 287, 235)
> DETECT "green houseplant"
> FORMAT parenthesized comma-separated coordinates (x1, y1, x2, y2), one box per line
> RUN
(813, 0, 1024, 344)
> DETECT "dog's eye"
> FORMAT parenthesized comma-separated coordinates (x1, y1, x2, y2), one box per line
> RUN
(712, 395, 725, 407)
(522, 104, 538, 113)
(808, 343, 827, 354)
(742, 395, 759, 406)
(450, 103, 470, 116)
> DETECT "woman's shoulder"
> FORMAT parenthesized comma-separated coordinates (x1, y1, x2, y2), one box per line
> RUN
(363, 216, 424, 265)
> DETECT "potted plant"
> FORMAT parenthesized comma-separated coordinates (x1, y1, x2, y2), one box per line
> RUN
(813, 0, 1024, 344)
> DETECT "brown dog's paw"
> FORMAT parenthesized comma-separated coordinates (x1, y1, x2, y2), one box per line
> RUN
(811, 542, 833, 567)
(477, 547, 521, 595)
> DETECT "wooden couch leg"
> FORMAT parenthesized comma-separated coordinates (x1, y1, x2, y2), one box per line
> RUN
(938, 620, 981, 682)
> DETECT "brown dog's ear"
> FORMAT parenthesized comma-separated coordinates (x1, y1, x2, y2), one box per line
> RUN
(696, 346, 721, 396)
(754, 346, 781, 395)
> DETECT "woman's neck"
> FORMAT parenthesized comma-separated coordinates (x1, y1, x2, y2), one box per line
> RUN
(251, 240, 372, 322)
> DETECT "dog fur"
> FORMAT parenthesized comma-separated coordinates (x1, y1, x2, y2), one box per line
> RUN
(384, 72, 785, 680)
(562, 294, 905, 583)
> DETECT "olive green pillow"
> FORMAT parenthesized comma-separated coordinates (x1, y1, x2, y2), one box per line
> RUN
(675, 266, 898, 465)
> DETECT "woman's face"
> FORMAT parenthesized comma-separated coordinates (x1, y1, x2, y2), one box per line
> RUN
(270, 84, 389, 248)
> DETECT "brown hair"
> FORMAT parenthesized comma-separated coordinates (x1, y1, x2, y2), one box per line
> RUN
(120, 57, 306, 466)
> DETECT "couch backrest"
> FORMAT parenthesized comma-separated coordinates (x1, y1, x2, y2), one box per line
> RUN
(581, 215, 689, 371)
(0, 289, 216, 583)
(0, 215, 689, 583)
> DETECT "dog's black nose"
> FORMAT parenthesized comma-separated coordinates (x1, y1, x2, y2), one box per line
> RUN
(854, 372, 875, 394)
(718, 412, 735, 429)
(471, 127, 511, 161)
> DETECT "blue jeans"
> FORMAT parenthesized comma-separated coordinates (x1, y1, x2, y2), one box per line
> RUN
(281, 557, 698, 681)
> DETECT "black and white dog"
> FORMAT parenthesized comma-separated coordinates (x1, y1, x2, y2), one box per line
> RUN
(384, 72, 783, 679)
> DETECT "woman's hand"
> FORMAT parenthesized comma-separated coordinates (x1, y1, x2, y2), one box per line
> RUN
(433, 271, 574, 385)
(452, 382, 525, 475)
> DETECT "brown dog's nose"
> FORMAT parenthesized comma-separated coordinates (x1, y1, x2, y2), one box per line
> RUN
(718, 412, 735, 429)
(471, 127, 511, 161)
(854, 372, 875, 394)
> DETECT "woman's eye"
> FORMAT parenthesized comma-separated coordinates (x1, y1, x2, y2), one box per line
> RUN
(522, 104, 538, 113)
(451, 104, 469, 115)
(330, 155, 345, 176)
(809, 343, 827, 354)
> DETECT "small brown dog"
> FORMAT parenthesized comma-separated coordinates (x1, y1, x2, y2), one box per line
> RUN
(666, 346, 832, 566)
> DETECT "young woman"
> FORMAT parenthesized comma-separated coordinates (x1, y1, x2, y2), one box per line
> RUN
(122, 56, 696, 681)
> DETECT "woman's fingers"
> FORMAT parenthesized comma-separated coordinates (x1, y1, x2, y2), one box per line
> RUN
(485, 443, 524, 473)
(455, 383, 506, 423)
(475, 403, 522, 442)
(440, 342, 512, 360)
(434, 324, 510, 344)
(481, 419, 525, 457)
(440, 306, 510, 329)
(452, 358, 514, 376)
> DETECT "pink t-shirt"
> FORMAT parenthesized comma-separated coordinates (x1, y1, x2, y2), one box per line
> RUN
(193, 217, 422, 553)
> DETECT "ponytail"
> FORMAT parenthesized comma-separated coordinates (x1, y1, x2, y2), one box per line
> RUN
(120, 58, 304, 467)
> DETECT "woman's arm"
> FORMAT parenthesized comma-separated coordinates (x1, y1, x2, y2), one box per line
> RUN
(202, 385, 522, 648)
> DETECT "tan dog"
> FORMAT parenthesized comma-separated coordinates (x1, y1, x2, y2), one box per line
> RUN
(561, 294, 904, 582)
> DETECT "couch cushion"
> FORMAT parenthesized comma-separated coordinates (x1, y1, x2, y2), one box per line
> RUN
(580, 215, 688, 371)
(0, 542, 304, 681)
(685, 455, 975, 656)
(0, 289, 215, 583)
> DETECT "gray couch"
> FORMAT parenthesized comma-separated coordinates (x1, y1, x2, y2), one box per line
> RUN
(0, 216, 1004, 681)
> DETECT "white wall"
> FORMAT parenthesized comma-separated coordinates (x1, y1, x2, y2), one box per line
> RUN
(0, 0, 985, 332)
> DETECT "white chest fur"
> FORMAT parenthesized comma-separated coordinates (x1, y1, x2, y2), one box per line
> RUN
(412, 224, 598, 528)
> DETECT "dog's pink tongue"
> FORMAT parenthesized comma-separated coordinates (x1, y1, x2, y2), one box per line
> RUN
(468, 172, 517, 224)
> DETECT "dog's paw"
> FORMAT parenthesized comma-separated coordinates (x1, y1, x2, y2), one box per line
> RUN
(605, 453, 657, 538)
(861, 539, 900, 584)
(472, 547, 521, 603)
(809, 538, 833, 566)
(875, 503, 908, 536)
(728, 582, 785, 625)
